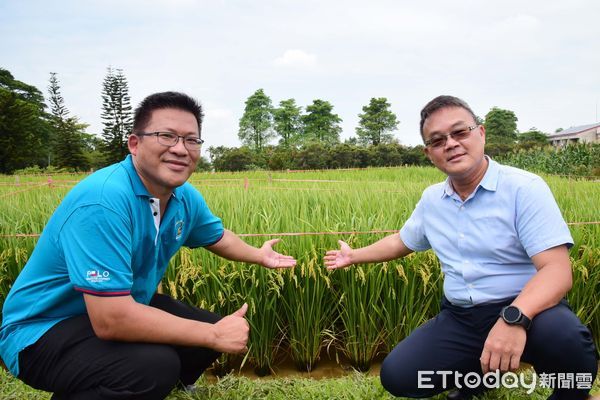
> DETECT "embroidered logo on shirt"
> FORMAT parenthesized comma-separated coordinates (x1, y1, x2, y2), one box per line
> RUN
(86, 270, 110, 283)
(175, 220, 184, 240)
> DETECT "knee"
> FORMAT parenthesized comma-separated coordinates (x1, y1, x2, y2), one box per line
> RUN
(380, 354, 434, 398)
(125, 345, 181, 399)
(527, 307, 598, 372)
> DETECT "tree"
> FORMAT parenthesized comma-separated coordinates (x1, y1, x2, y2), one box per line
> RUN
(517, 128, 549, 150)
(355, 97, 399, 145)
(47, 73, 89, 170)
(484, 107, 518, 144)
(273, 99, 303, 147)
(0, 68, 51, 173)
(101, 67, 133, 165)
(301, 99, 342, 145)
(209, 146, 257, 171)
(238, 89, 275, 152)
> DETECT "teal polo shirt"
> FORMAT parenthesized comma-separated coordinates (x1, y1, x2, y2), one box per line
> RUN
(0, 155, 224, 376)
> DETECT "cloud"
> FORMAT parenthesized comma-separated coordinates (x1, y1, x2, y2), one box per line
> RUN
(274, 49, 317, 69)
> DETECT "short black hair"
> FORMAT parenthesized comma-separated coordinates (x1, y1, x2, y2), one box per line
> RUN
(133, 91, 204, 133)
(419, 95, 477, 139)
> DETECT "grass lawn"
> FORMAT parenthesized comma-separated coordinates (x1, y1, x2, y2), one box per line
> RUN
(1, 367, 598, 399)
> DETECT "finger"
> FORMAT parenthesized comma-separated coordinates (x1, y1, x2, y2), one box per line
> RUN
(499, 353, 511, 372)
(488, 352, 501, 373)
(338, 240, 347, 248)
(509, 354, 521, 372)
(480, 350, 491, 373)
(232, 303, 248, 317)
(324, 251, 340, 258)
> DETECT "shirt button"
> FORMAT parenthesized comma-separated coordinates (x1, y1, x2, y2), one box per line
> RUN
(468, 284, 474, 288)
(149, 199, 154, 203)
(153, 212, 158, 216)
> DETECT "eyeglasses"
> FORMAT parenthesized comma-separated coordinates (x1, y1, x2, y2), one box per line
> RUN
(136, 132, 204, 151)
(424, 125, 479, 149)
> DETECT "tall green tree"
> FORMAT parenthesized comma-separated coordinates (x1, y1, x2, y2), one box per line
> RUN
(355, 97, 399, 145)
(238, 89, 275, 152)
(273, 99, 303, 147)
(0, 68, 51, 173)
(47, 72, 89, 170)
(484, 107, 518, 144)
(301, 99, 342, 145)
(101, 67, 133, 165)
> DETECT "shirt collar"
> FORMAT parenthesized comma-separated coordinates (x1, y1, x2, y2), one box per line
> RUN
(441, 155, 498, 199)
(121, 155, 182, 200)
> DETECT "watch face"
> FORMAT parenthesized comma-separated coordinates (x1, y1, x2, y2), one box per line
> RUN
(503, 306, 521, 323)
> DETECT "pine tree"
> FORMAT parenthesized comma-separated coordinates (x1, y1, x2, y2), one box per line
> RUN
(47, 72, 89, 170)
(100, 67, 133, 165)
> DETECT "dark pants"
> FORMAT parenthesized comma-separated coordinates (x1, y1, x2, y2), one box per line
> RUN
(17, 294, 221, 400)
(380, 297, 598, 399)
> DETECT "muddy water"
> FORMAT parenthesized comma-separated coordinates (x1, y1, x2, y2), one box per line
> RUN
(206, 352, 383, 381)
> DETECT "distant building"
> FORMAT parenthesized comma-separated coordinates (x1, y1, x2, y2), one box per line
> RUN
(546, 123, 600, 146)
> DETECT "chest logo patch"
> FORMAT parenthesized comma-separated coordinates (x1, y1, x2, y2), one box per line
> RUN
(175, 220, 184, 240)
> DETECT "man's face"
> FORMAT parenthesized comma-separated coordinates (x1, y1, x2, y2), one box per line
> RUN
(422, 106, 486, 180)
(128, 108, 200, 197)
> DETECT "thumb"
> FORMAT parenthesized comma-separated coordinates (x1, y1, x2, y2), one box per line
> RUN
(338, 240, 349, 249)
(232, 303, 248, 317)
(265, 238, 281, 248)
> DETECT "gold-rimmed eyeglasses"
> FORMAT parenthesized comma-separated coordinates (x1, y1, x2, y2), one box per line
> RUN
(424, 125, 478, 149)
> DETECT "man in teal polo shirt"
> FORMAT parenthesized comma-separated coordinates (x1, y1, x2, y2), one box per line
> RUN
(0, 91, 296, 399)
(325, 96, 597, 399)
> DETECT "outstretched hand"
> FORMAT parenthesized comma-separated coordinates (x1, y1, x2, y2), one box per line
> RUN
(324, 240, 354, 270)
(259, 239, 296, 269)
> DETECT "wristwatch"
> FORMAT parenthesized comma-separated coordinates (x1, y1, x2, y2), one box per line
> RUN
(500, 305, 532, 330)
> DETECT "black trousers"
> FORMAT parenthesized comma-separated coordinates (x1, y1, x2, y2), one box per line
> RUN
(17, 294, 222, 400)
(380, 297, 598, 399)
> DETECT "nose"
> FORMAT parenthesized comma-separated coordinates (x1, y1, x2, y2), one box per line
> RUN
(169, 137, 189, 154)
(444, 134, 461, 149)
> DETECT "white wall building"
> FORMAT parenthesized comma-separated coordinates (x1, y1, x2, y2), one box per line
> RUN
(546, 123, 600, 146)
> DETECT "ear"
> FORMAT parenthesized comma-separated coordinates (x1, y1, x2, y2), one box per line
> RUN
(423, 145, 433, 162)
(128, 134, 139, 156)
(479, 124, 486, 144)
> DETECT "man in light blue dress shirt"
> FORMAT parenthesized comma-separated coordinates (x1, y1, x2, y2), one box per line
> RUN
(325, 95, 597, 399)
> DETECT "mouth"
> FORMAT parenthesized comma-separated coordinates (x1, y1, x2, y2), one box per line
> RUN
(447, 153, 465, 162)
(164, 159, 189, 171)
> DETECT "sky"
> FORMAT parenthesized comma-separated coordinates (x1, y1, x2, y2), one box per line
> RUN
(1, 0, 599, 149)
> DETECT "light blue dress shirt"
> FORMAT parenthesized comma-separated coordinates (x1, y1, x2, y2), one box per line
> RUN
(400, 158, 573, 307)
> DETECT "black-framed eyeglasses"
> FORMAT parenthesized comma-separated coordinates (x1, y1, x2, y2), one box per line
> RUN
(136, 132, 204, 151)
(424, 125, 479, 149)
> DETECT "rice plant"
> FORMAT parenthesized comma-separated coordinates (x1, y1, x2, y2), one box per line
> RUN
(280, 246, 336, 372)
(1, 166, 599, 373)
